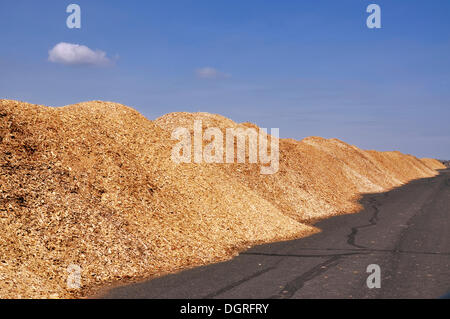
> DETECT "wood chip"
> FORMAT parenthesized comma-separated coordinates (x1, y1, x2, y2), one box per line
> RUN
(0, 100, 444, 298)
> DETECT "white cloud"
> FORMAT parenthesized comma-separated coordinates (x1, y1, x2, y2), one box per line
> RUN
(195, 67, 231, 79)
(48, 42, 113, 66)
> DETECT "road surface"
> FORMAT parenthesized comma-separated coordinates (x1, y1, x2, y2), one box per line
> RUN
(102, 169, 450, 299)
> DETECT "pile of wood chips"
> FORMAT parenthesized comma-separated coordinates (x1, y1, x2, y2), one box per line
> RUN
(0, 100, 445, 298)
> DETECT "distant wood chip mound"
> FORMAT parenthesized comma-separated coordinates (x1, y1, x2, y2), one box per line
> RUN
(439, 160, 450, 168)
(0, 100, 445, 298)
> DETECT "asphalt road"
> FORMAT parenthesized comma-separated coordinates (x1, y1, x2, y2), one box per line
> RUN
(102, 169, 450, 299)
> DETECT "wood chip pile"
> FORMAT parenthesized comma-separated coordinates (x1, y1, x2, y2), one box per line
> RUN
(0, 100, 444, 298)
(420, 158, 447, 170)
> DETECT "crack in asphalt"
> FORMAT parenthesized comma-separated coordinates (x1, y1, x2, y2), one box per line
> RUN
(241, 252, 367, 258)
(205, 198, 384, 299)
(270, 255, 342, 299)
(202, 182, 448, 299)
(242, 249, 450, 257)
(223, 196, 385, 299)
(347, 198, 380, 249)
(270, 175, 449, 299)
(203, 251, 366, 298)
(245, 248, 450, 256)
(269, 206, 382, 299)
(202, 266, 278, 299)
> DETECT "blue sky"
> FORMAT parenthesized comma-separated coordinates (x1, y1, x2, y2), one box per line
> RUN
(1, 0, 449, 159)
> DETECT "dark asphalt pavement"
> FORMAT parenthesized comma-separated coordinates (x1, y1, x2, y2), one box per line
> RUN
(102, 170, 450, 299)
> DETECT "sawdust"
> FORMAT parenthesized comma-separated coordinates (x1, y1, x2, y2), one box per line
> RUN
(0, 100, 443, 298)
(420, 158, 447, 170)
